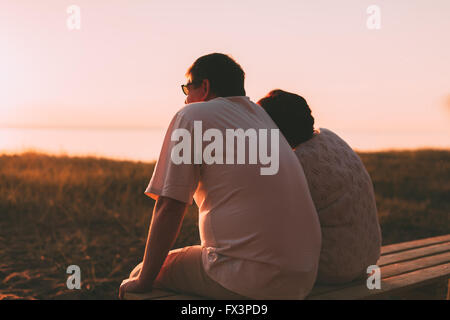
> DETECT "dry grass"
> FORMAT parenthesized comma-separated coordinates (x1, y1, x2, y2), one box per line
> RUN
(0, 149, 448, 299)
(358, 149, 450, 245)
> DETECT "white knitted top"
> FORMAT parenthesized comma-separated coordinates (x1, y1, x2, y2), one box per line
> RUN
(294, 128, 382, 284)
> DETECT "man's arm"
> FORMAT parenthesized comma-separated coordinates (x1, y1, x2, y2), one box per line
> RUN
(138, 195, 188, 285)
(119, 196, 188, 298)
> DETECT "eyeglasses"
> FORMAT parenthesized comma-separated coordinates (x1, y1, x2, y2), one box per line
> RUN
(181, 81, 199, 96)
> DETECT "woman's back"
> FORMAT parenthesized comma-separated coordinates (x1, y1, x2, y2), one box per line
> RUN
(294, 128, 382, 284)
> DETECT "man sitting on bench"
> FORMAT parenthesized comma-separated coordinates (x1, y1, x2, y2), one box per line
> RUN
(118, 53, 322, 300)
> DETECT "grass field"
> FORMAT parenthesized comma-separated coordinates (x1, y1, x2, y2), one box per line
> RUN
(0, 149, 449, 299)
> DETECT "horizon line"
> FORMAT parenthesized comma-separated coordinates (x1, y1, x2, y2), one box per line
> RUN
(1, 124, 449, 136)
(0, 124, 166, 130)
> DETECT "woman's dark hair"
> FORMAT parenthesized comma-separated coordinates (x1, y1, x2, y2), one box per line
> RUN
(186, 53, 246, 97)
(257, 89, 315, 148)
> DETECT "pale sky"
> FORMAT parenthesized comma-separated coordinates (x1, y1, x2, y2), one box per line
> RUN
(1, 0, 449, 137)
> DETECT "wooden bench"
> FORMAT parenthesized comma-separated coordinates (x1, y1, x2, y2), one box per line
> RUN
(124, 234, 450, 300)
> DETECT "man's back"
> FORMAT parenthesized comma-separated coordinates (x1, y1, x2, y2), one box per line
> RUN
(146, 96, 321, 299)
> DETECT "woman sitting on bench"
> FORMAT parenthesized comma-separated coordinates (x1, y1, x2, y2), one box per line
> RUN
(258, 90, 382, 284)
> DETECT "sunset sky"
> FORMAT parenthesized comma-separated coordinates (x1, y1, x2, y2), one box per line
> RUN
(1, 1, 449, 140)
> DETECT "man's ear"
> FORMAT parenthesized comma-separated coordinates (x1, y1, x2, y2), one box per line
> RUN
(201, 79, 212, 101)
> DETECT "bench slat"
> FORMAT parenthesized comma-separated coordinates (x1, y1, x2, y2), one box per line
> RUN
(380, 251, 450, 278)
(124, 289, 178, 300)
(308, 251, 450, 297)
(308, 263, 450, 300)
(155, 294, 207, 300)
(378, 242, 450, 266)
(381, 234, 450, 255)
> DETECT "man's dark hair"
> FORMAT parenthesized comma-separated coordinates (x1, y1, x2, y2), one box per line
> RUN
(186, 53, 246, 97)
(257, 89, 315, 148)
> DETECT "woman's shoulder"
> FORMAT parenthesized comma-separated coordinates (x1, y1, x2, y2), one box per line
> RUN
(295, 127, 358, 162)
(296, 128, 341, 149)
(316, 128, 338, 138)
(316, 128, 352, 149)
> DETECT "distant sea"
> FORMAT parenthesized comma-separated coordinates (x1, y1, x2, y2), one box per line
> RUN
(1, 127, 449, 162)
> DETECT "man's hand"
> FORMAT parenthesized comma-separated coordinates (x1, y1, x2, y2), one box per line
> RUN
(118, 277, 151, 300)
